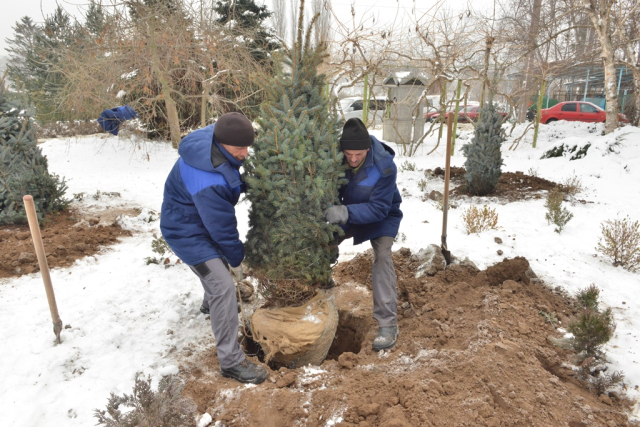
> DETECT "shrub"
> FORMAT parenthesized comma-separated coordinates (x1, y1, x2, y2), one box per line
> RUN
(144, 233, 175, 265)
(461, 104, 504, 196)
(568, 307, 615, 359)
(462, 204, 499, 234)
(560, 174, 584, 197)
(544, 187, 573, 233)
(541, 143, 591, 160)
(576, 363, 625, 395)
(94, 372, 196, 427)
(576, 284, 600, 311)
(539, 310, 558, 328)
(0, 76, 69, 224)
(35, 120, 102, 138)
(596, 217, 640, 272)
(418, 178, 427, 192)
(568, 286, 615, 359)
(400, 161, 416, 172)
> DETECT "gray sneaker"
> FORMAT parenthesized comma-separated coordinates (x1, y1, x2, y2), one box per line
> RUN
(372, 326, 398, 352)
(220, 358, 269, 384)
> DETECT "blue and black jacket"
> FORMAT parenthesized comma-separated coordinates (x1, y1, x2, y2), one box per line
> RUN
(160, 124, 245, 267)
(339, 136, 403, 245)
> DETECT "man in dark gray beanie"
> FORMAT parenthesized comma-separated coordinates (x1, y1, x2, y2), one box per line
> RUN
(325, 118, 403, 351)
(160, 112, 269, 384)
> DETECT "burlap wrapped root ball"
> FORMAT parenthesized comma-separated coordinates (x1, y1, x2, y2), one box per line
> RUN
(250, 290, 338, 368)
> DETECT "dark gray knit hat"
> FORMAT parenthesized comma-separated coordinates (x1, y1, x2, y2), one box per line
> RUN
(214, 112, 255, 147)
(340, 118, 371, 150)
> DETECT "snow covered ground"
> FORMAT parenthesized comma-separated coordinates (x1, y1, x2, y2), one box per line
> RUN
(1, 121, 639, 425)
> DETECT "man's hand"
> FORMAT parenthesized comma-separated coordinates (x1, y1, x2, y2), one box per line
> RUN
(324, 205, 349, 225)
(230, 265, 243, 282)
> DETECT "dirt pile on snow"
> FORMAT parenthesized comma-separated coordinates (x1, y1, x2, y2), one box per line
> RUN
(430, 167, 562, 201)
(0, 208, 132, 278)
(178, 249, 635, 426)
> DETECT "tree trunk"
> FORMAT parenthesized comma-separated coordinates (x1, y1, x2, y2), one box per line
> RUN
(632, 67, 640, 126)
(518, 0, 543, 122)
(147, 15, 182, 148)
(584, 0, 619, 133)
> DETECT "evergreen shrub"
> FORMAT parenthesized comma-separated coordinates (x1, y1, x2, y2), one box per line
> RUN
(544, 187, 573, 233)
(0, 77, 68, 225)
(244, 18, 345, 306)
(461, 104, 504, 196)
(568, 285, 616, 359)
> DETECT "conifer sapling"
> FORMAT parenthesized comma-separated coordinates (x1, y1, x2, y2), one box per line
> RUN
(243, 10, 345, 306)
(461, 104, 504, 196)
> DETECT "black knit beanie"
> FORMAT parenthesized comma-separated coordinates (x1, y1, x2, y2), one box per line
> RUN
(214, 112, 255, 147)
(340, 118, 371, 150)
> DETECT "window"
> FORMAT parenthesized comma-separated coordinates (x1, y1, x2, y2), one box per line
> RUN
(580, 103, 599, 113)
(352, 101, 363, 111)
(561, 103, 577, 112)
(369, 100, 387, 111)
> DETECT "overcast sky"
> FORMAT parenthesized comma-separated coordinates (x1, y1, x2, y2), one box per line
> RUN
(0, 0, 478, 57)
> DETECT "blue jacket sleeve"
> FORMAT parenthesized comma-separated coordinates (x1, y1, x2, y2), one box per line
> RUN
(345, 168, 397, 225)
(192, 185, 244, 267)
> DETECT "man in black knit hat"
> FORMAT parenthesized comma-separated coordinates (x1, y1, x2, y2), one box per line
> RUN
(325, 117, 403, 351)
(160, 112, 269, 384)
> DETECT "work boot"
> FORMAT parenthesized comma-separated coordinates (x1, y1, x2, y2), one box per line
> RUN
(372, 326, 398, 352)
(220, 358, 269, 384)
(200, 301, 209, 315)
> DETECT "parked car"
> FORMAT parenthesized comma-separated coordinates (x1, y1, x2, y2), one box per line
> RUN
(425, 105, 469, 122)
(339, 96, 388, 124)
(429, 105, 508, 123)
(423, 106, 440, 121)
(539, 101, 629, 124)
(454, 105, 509, 123)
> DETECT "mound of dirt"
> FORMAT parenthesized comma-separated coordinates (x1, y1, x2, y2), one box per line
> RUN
(431, 167, 561, 202)
(177, 249, 635, 426)
(0, 209, 132, 278)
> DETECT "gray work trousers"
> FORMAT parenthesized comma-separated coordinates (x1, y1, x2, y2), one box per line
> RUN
(189, 258, 245, 369)
(337, 233, 398, 327)
(370, 236, 398, 328)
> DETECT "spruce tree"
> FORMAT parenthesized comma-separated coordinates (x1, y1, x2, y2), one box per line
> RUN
(0, 77, 69, 225)
(461, 103, 504, 196)
(5, 17, 45, 108)
(244, 8, 345, 307)
(213, 0, 280, 119)
(214, 0, 280, 62)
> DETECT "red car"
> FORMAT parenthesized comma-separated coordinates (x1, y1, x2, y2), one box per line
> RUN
(540, 101, 629, 124)
(425, 105, 471, 122)
(432, 106, 509, 123)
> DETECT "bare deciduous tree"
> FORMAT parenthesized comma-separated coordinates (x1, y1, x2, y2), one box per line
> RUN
(54, 0, 268, 148)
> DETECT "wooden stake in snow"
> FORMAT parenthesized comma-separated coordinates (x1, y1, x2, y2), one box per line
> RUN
(23, 195, 63, 344)
(441, 114, 453, 265)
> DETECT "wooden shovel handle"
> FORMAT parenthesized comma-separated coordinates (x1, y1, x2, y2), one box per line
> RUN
(441, 114, 453, 242)
(22, 196, 62, 332)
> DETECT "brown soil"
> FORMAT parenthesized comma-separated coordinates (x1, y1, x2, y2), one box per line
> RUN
(0, 208, 132, 278)
(178, 249, 636, 427)
(431, 167, 561, 202)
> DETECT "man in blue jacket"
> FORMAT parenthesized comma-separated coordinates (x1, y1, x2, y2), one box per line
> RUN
(325, 118, 403, 352)
(160, 112, 268, 384)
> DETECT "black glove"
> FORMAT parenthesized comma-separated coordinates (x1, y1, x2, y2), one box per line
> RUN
(324, 205, 349, 225)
